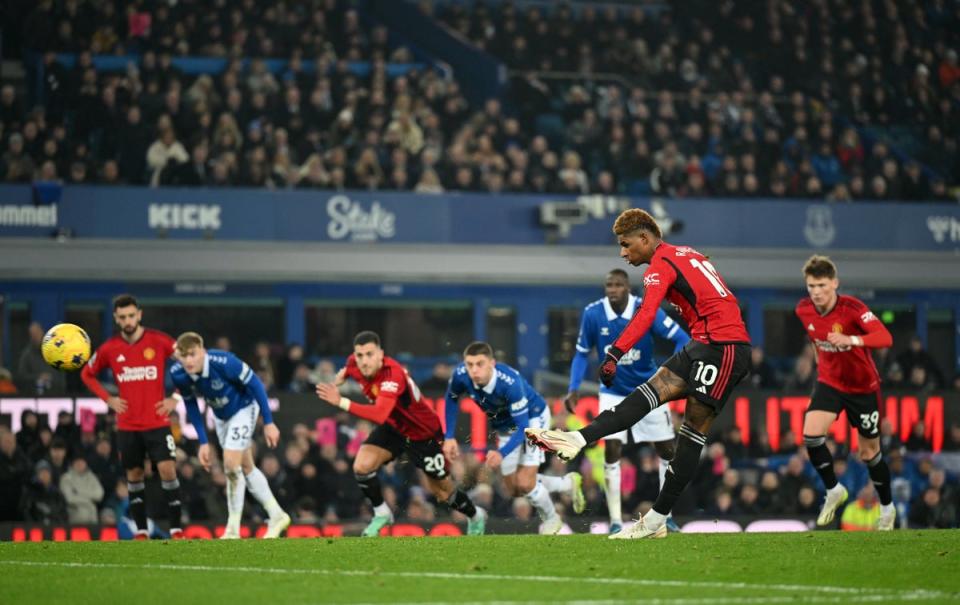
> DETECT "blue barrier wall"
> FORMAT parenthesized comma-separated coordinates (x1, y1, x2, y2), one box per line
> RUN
(1, 185, 959, 251)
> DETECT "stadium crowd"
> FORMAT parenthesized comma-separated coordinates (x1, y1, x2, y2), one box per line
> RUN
(0, 0, 957, 200)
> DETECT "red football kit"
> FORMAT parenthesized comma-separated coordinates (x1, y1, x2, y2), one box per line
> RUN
(614, 241, 751, 351)
(796, 295, 892, 394)
(81, 329, 175, 431)
(343, 354, 442, 441)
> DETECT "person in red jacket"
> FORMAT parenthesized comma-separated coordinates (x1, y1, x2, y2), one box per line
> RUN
(315, 331, 486, 537)
(795, 255, 896, 530)
(81, 294, 182, 539)
(527, 208, 752, 539)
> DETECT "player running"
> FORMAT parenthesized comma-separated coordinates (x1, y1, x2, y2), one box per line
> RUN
(170, 332, 291, 539)
(566, 269, 689, 534)
(795, 255, 896, 530)
(315, 331, 486, 537)
(81, 294, 183, 539)
(443, 341, 585, 535)
(526, 208, 752, 539)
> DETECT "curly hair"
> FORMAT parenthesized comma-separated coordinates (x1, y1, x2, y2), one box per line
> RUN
(612, 208, 662, 238)
(802, 255, 837, 279)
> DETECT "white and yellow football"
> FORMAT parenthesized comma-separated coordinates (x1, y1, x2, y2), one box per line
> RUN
(41, 323, 92, 371)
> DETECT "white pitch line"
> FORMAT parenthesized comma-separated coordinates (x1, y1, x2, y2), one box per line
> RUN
(0, 560, 949, 602)
(338, 597, 945, 605)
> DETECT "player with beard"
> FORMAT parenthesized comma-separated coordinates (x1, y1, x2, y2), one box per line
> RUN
(81, 294, 183, 539)
(315, 331, 486, 537)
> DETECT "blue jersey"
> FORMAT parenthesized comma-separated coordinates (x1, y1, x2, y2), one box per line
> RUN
(444, 362, 547, 457)
(569, 295, 690, 397)
(170, 349, 273, 445)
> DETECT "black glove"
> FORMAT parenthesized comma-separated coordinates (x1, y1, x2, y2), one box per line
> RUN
(599, 346, 624, 388)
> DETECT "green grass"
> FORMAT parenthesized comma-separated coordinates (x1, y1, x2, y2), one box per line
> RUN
(1, 531, 958, 604)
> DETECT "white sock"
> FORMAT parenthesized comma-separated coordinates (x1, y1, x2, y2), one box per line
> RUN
(604, 461, 622, 525)
(373, 502, 392, 518)
(644, 508, 666, 529)
(244, 468, 284, 519)
(225, 467, 246, 531)
(525, 482, 557, 521)
(538, 474, 572, 494)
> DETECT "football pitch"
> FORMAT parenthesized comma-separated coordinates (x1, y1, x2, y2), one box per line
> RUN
(1, 531, 958, 605)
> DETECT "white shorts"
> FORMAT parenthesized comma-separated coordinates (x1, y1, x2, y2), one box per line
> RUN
(499, 406, 551, 476)
(214, 403, 259, 451)
(599, 392, 675, 444)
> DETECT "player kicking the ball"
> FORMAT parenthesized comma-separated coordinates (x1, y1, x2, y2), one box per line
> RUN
(171, 332, 291, 539)
(795, 255, 896, 530)
(526, 208, 751, 539)
(316, 331, 486, 537)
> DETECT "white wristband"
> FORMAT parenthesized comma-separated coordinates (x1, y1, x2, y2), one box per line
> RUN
(850, 335, 863, 347)
(338, 397, 352, 411)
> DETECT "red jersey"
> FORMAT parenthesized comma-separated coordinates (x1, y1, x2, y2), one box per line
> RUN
(343, 354, 442, 442)
(614, 241, 751, 351)
(796, 295, 892, 394)
(81, 329, 175, 431)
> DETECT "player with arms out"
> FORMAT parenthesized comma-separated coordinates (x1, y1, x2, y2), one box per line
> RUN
(315, 331, 486, 537)
(444, 341, 585, 535)
(80, 294, 183, 539)
(566, 269, 690, 534)
(170, 332, 291, 539)
(526, 208, 752, 539)
(795, 255, 896, 530)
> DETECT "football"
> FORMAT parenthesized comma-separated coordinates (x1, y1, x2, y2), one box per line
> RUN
(41, 323, 92, 371)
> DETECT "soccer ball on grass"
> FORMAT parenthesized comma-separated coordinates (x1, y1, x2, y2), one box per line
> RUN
(41, 323, 92, 371)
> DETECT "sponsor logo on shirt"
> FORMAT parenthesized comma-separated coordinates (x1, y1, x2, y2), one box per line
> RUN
(813, 339, 852, 353)
(116, 366, 159, 383)
(380, 381, 400, 393)
(510, 399, 527, 412)
(861, 311, 877, 323)
(600, 327, 609, 336)
(643, 273, 660, 287)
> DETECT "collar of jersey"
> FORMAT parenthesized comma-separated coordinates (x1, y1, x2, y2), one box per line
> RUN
(603, 293, 638, 322)
(474, 368, 498, 394)
(189, 353, 211, 380)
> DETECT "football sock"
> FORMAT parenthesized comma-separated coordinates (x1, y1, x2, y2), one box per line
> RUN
(603, 462, 622, 524)
(658, 457, 669, 491)
(128, 481, 147, 531)
(245, 467, 284, 518)
(580, 383, 660, 444)
(866, 452, 893, 505)
(538, 474, 572, 493)
(525, 482, 557, 521)
(804, 435, 838, 489)
(652, 424, 706, 516)
(161, 479, 182, 531)
(445, 489, 478, 519)
(356, 471, 387, 509)
(225, 467, 246, 530)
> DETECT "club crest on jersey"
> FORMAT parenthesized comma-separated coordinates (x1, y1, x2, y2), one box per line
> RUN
(143, 347, 156, 360)
(831, 323, 844, 334)
(211, 379, 224, 390)
(643, 273, 660, 287)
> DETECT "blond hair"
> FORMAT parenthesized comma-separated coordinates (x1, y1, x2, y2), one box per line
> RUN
(175, 331, 204, 355)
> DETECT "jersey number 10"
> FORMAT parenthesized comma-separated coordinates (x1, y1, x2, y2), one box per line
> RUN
(690, 259, 728, 298)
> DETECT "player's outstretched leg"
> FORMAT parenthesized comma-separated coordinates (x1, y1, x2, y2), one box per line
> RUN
(538, 472, 585, 514)
(527, 376, 669, 461)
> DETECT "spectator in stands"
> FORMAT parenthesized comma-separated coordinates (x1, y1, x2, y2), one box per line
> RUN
(943, 424, 960, 453)
(20, 459, 69, 524)
(896, 335, 945, 389)
(840, 484, 881, 531)
(905, 422, 929, 452)
(16, 410, 41, 458)
(747, 346, 779, 389)
(784, 350, 816, 392)
(908, 485, 956, 529)
(17, 322, 66, 395)
(59, 455, 103, 524)
(0, 429, 32, 521)
(46, 437, 69, 483)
